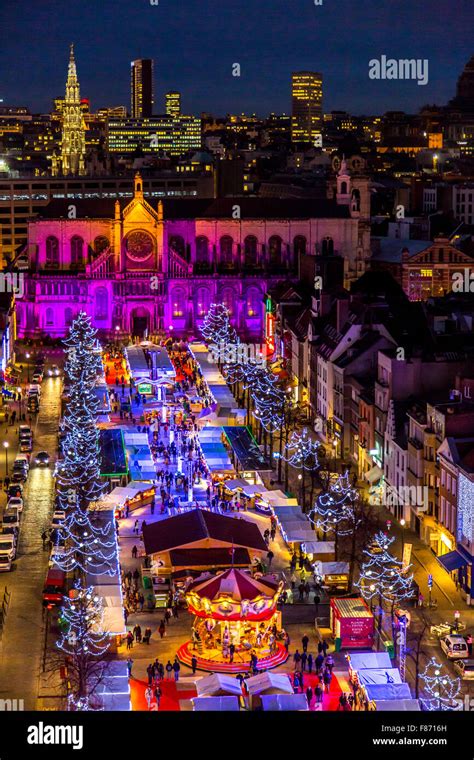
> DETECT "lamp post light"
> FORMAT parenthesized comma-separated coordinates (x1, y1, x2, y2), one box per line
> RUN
(25, 353, 30, 384)
(17, 387, 23, 422)
(332, 438, 338, 473)
(400, 518, 406, 558)
(3, 440, 9, 477)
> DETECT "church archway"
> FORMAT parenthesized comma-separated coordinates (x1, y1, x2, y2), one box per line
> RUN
(130, 306, 151, 340)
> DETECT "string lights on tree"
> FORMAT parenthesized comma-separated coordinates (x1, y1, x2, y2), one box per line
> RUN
(309, 469, 359, 544)
(420, 657, 461, 711)
(57, 581, 110, 711)
(201, 302, 238, 346)
(54, 509, 118, 576)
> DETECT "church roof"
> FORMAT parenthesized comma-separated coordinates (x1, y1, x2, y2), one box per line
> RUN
(37, 196, 351, 222)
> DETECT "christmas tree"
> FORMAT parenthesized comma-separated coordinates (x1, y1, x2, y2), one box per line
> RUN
(201, 302, 237, 345)
(57, 581, 111, 710)
(55, 509, 118, 576)
(420, 657, 461, 711)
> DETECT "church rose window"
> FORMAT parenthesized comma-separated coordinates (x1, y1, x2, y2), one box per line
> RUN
(125, 231, 154, 262)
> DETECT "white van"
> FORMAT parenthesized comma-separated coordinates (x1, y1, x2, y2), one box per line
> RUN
(440, 634, 469, 660)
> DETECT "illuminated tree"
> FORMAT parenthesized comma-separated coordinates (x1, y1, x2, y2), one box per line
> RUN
(54, 509, 118, 576)
(201, 302, 237, 345)
(57, 581, 111, 710)
(420, 657, 461, 711)
(356, 531, 414, 633)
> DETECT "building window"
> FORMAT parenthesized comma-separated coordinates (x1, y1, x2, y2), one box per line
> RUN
(65, 307, 73, 326)
(196, 287, 211, 317)
(246, 288, 261, 318)
(244, 236, 258, 266)
(293, 236, 306, 257)
(221, 288, 234, 316)
(70, 235, 84, 266)
(321, 237, 334, 256)
(268, 235, 282, 265)
(169, 235, 186, 258)
(95, 287, 108, 320)
(172, 288, 185, 317)
(46, 307, 54, 326)
(220, 236, 233, 265)
(46, 236, 59, 266)
(195, 236, 209, 263)
(94, 236, 110, 255)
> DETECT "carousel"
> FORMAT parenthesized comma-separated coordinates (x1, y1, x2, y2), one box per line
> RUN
(176, 568, 289, 673)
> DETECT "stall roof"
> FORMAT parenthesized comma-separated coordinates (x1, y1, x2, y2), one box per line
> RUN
(224, 479, 263, 496)
(347, 652, 392, 671)
(99, 483, 153, 508)
(222, 426, 272, 471)
(375, 699, 420, 711)
(358, 668, 402, 686)
(246, 672, 293, 696)
(196, 673, 243, 697)
(143, 509, 267, 555)
(192, 696, 240, 711)
(260, 693, 309, 711)
(365, 683, 413, 701)
(332, 597, 372, 618)
(100, 429, 128, 476)
(317, 561, 350, 575)
(169, 547, 250, 568)
(303, 542, 336, 555)
(260, 490, 297, 505)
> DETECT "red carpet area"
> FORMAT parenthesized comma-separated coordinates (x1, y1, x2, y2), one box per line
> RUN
(176, 640, 289, 673)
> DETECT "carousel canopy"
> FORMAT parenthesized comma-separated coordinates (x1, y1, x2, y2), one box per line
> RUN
(186, 568, 282, 621)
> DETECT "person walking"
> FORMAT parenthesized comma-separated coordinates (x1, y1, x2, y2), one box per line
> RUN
(467, 633, 473, 657)
(133, 519, 139, 535)
(315, 653, 324, 675)
(131, 545, 138, 559)
(306, 686, 313, 707)
(126, 631, 134, 650)
(267, 549, 274, 567)
(307, 652, 313, 674)
(302, 634, 309, 652)
(229, 643, 235, 663)
(298, 582, 305, 602)
(158, 620, 166, 638)
(322, 639, 329, 657)
(191, 655, 198, 674)
(293, 649, 302, 670)
(323, 667, 332, 694)
(326, 653, 335, 673)
(146, 663, 154, 686)
(301, 651, 308, 671)
(144, 685, 153, 709)
(165, 660, 173, 680)
(153, 685, 162, 710)
(173, 657, 181, 682)
(315, 682, 323, 704)
(126, 657, 133, 677)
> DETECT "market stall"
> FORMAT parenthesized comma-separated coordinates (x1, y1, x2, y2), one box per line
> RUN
(260, 694, 309, 711)
(98, 482, 156, 516)
(192, 696, 240, 711)
(364, 682, 413, 709)
(330, 597, 375, 650)
(176, 568, 287, 673)
(196, 673, 243, 697)
(346, 651, 392, 684)
(313, 560, 349, 590)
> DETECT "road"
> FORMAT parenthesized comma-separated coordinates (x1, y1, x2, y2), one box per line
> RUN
(0, 369, 61, 709)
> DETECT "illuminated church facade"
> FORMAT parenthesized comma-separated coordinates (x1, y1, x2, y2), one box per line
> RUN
(16, 172, 370, 342)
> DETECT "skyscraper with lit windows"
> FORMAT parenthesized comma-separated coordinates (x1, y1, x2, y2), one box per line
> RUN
(165, 91, 181, 117)
(131, 59, 154, 118)
(291, 71, 323, 145)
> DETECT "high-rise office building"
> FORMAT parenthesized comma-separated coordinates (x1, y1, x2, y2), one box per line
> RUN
(130, 59, 154, 118)
(165, 91, 181, 118)
(291, 71, 323, 145)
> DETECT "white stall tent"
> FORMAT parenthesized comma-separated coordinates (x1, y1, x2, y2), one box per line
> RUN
(246, 672, 293, 696)
(192, 696, 240, 711)
(348, 652, 392, 671)
(375, 699, 421, 711)
(364, 683, 413, 701)
(358, 668, 402, 686)
(261, 693, 309, 711)
(196, 673, 243, 697)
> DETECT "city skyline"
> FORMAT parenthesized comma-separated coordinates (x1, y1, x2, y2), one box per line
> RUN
(0, 0, 471, 117)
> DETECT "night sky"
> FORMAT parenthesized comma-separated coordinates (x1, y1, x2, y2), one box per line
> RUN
(0, 0, 471, 116)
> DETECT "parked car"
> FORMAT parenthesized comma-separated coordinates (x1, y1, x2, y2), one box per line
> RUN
(454, 659, 474, 679)
(19, 425, 33, 441)
(440, 634, 469, 660)
(49, 543, 66, 566)
(42, 567, 66, 606)
(0, 554, 12, 572)
(35, 451, 50, 466)
(14, 455, 29, 470)
(48, 365, 60, 377)
(0, 536, 16, 560)
(51, 512, 65, 530)
(2, 508, 21, 531)
(7, 483, 22, 499)
(7, 496, 23, 513)
(19, 437, 33, 453)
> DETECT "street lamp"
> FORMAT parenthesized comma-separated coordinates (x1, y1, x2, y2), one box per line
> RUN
(332, 438, 338, 473)
(25, 353, 30, 384)
(3, 441, 9, 477)
(17, 387, 22, 422)
(400, 518, 406, 558)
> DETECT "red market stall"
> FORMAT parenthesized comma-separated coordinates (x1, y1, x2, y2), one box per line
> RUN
(330, 597, 375, 650)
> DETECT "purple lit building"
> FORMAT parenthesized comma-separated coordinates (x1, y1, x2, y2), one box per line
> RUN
(16, 171, 369, 341)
